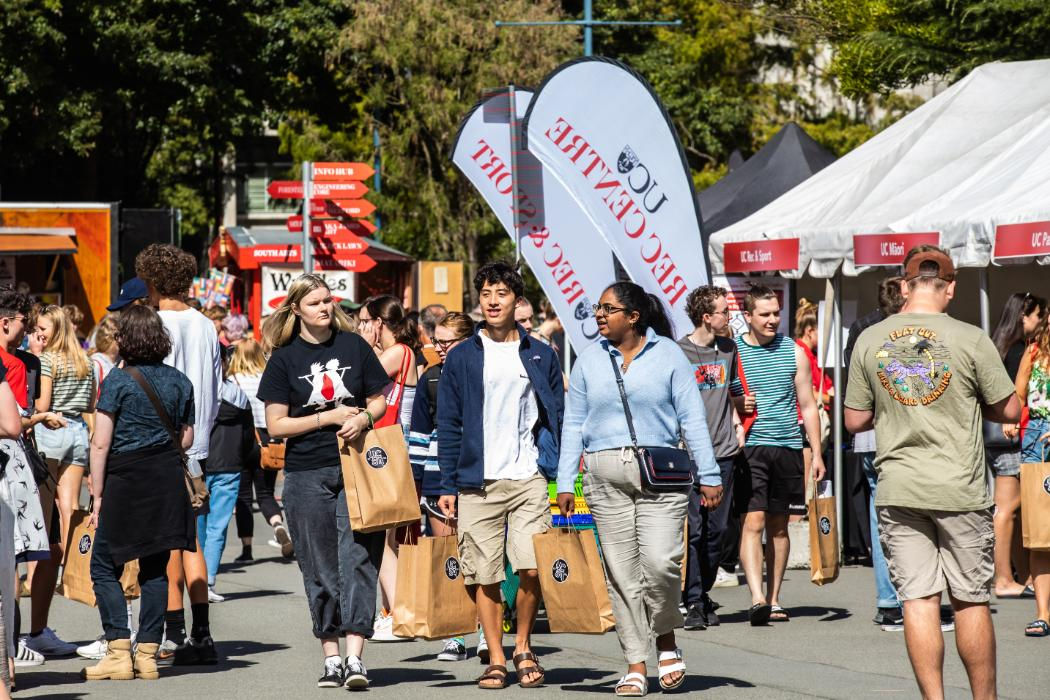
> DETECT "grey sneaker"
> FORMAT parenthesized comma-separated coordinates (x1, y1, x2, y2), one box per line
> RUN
(156, 639, 178, 667)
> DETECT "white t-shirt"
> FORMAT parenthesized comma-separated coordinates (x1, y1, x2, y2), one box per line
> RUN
(232, 372, 266, 429)
(480, 332, 539, 481)
(160, 308, 222, 461)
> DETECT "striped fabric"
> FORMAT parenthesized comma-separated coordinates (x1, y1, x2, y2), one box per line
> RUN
(407, 428, 441, 494)
(730, 334, 802, 449)
(40, 352, 94, 414)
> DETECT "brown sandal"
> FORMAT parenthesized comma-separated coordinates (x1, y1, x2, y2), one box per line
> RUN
(478, 664, 508, 690)
(512, 652, 545, 688)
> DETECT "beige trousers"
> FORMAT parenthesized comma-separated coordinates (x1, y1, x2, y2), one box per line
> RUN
(583, 448, 688, 664)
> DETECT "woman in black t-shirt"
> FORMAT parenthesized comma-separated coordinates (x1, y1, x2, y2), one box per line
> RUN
(258, 274, 389, 690)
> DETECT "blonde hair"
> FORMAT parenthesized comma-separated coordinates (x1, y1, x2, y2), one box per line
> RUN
(262, 274, 356, 349)
(62, 304, 84, 329)
(91, 314, 120, 355)
(39, 305, 91, 379)
(229, 338, 267, 376)
(794, 298, 818, 339)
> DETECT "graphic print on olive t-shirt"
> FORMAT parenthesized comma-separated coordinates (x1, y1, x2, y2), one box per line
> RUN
(875, 325, 953, 406)
(302, 359, 354, 408)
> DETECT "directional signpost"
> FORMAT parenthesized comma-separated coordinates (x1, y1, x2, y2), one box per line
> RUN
(285, 161, 378, 274)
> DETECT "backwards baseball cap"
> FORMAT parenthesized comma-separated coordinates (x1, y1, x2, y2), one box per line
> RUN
(904, 249, 955, 282)
(107, 277, 149, 311)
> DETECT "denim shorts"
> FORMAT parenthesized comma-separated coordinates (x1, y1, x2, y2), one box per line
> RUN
(986, 448, 1021, 477)
(1022, 417, 1050, 464)
(34, 416, 89, 466)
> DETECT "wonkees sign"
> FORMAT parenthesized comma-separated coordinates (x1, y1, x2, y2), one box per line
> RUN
(523, 57, 709, 334)
(261, 266, 354, 313)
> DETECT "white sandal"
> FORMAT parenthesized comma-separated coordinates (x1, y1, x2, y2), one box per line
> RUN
(614, 671, 648, 696)
(657, 648, 686, 690)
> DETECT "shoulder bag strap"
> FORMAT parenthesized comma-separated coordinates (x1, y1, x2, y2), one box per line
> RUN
(607, 352, 639, 450)
(125, 366, 183, 456)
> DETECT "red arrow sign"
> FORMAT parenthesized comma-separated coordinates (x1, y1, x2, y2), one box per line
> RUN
(315, 254, 376, 273)
(312, 162, 375, 182)
(267, 181, 368, 199)
(288, 217, 377, 237)
(312, 232, 370, 256)
(310, 199, 375, 218)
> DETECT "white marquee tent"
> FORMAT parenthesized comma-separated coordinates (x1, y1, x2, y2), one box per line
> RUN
(708, 59, 1050, 278)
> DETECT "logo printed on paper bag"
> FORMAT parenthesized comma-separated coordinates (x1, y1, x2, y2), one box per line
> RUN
(365, 447, 388, 469)
(79, 534, 92, 555)
(819, 517, 832, 535)
(1043, 476, 1050, 496)
(552, 558, 570, 583)
(444, 557, 461, 581)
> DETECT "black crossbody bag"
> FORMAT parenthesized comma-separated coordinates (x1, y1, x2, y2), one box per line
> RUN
(608, 352, 694, 491)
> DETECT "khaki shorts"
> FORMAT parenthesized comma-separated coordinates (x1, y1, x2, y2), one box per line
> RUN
(456, 473, 550, 586)
(877, 506, 994, 603)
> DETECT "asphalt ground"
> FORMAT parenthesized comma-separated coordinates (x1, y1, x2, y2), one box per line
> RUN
(11, 509, 1049, 699)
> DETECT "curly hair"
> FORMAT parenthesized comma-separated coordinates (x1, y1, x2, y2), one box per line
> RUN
(135, 243, 197, 299)
(684, 285, 727, 327)
(117, 304, 172, 364)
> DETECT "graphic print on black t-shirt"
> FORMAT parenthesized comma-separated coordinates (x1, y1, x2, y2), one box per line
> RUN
(302, 359, 355, 408)
(257, 330, 389, 472)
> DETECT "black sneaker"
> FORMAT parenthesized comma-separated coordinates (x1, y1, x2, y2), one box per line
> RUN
(940, 607, 955, 633)
(683, 604, 707, 631)
(874, 607, 904, 632)
(233, 549, 253, 563)
(344, 655, 369, 690)
(173, 636, 218, 666)
(318, 658, 344, 688)
(702, 595, 720, 627)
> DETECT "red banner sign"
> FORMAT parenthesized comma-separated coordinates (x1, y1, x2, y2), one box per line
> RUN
(267, 181, 368, 199)
(312, 162, 375, 181)
(315, 254, 376, 273)
(724, 238, 800, 273)
(993, 220, 1050, 259)
(853, 232, 940, 266)
(249, 245, 300, 263)
(288, 217, 376, 237)
(312, 232, 370, 257)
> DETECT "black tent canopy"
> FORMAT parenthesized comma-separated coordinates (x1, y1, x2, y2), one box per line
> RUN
(699, 122, 836, 240)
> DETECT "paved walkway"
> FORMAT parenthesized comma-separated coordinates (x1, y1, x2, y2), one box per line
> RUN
(12, 513, 1048, 698)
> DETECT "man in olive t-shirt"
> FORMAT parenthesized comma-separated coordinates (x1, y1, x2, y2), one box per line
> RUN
(845, 246, 1019, 700)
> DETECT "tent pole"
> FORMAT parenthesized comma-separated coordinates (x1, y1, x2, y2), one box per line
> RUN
(978, 267, 990, 333)
(832, 272, 844, 556)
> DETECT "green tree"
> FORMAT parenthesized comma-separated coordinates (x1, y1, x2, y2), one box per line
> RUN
(314, 0, 577, 296)
(769, 0, 1050, 97)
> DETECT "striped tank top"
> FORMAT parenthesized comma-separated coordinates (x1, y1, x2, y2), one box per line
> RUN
(733, 333, 801, 448)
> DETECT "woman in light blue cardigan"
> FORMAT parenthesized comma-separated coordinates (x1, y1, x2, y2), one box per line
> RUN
(557, 281, 721, 697)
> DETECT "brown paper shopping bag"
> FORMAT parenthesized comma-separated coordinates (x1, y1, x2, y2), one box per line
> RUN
(534, 528, 615, 634)
(339, 426, 420, 533)
(392, 535, 476, 640)
(808, 481, 839, 586)
(58, 509, 140, 606)
(1020, 460, 1050, 549)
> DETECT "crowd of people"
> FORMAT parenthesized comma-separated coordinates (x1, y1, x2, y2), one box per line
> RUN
(0, 242, 1043, 698)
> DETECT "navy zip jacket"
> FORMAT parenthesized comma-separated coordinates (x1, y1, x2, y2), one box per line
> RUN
(437, 323, 564, 494)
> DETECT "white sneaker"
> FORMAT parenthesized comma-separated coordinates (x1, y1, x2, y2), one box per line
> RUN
(713, 567, 739, 588)
(476, 632, 489, 664)
(22, 627, 77, 657)
(437, 637, 467, 662)
(156, 638, 178, 667)
(76, 629, 137, 660)
(14, 638, 45, 667)
(208, 586, 225, 603)
(371, 613, 398, 642)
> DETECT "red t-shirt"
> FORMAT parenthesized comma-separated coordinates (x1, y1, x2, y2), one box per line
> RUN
(0, 347, 28, 410)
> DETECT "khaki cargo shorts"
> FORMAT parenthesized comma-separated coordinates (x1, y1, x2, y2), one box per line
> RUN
(877, 506, 994, 603)
(456, 473, 551, 586)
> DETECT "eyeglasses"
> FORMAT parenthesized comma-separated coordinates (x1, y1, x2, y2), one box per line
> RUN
(708, 309, 729, 318)
(434, 336, 469, 350)
(592, 303, 627, 317)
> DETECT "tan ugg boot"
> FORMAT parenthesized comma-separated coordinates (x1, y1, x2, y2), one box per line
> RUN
(82, 638, 134, 680)
(134, 642, 160, 680)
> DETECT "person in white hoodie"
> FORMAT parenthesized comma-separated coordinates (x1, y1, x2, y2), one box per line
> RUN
(135, 244, 222, 667)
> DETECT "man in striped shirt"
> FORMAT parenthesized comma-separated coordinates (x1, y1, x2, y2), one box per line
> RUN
(731, 284, 826, 626)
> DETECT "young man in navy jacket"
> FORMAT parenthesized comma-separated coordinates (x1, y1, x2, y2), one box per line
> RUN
(437, 262, 563, 689)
